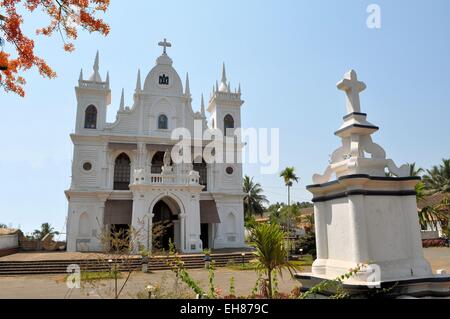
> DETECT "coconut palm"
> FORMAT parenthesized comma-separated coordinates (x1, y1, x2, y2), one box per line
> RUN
(250, 223, 297, 298)
(423, 159, 450, 194)
(33, 223, 59, 240)
(408, 162, 424, 177)
(418, 197, 449, 231)
(280, 167, 299, 206)
(243, 176, 269, 217)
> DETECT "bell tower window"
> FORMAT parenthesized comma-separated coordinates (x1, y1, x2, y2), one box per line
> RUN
(158, 114, 168, 130)
(84, 105, 97, 129)
(224, 114, 234, 134)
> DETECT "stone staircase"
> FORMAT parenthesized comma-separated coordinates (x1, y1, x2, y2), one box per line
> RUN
(0, 252, 255, 275)
(0, 258, 142, 276)
(148, 252, 255, 271)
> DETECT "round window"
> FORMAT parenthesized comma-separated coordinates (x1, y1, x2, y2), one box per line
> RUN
(82, 162, 93, 171)
(226, 167, 234, 175)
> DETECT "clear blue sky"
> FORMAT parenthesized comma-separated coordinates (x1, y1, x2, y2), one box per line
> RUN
(1, 0, 449, 235)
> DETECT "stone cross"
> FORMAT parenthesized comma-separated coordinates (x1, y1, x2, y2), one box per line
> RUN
(158, 38, 172, 54)
(337, 69, 366, 114)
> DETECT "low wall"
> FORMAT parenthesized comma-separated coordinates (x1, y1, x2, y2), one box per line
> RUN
(0, 234, 19, 250)
(421, 230, 440, 240)
(0, 234, 19, 257)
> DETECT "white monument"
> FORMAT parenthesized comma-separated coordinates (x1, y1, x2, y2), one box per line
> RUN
(297, 70, 450, 297)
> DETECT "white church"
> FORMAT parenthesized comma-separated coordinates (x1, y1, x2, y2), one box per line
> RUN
(65, 39, 246, 253)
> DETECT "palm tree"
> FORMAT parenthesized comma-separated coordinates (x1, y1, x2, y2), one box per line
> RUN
(423, 159, 450, 194)
(243, 176, 269, 217)
(250, 223, 297, 298)
(280, 167, 299, 206)
(408, 162, 424, 177)
(280, 167, 299, 256)
(33, 223, 59, 240)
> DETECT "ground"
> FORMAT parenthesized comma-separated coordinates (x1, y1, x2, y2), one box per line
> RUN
(0, 248, 448, 299)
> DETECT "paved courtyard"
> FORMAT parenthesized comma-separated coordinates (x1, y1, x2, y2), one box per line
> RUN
(0, 248, 448, 299)
(0, 267, 300, 299)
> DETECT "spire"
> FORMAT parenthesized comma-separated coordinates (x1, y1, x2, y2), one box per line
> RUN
(218, 62, 228, 92)
(106, 71, 110, 87)
(221, 62, 227, 84)
(238, 83, 241, 94)
(215, 80, 219, 92)
(94, 50, 99, 72)
(228, 81, 231, 93)
(79, 68, 83, 81)
(120, 88, 125, 111)
(135, 69, 142, 92)
(185, 72, 190, 95)
(201, 94, 206, 116)
(88, 50, 102, 82)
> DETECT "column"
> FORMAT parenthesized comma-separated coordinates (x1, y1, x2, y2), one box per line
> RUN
(179, 213, 186, 252)
(347, 194, 370, 263)
(131, 191, 148, 253)
(312, 201, 329, 275)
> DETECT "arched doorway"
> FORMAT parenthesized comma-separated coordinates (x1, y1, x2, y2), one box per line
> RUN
(152, 198, 179, 251)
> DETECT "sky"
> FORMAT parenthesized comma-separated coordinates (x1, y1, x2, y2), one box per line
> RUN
(0, 0, 450, 235)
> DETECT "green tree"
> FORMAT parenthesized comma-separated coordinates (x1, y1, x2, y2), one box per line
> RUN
(250, 223, 297, 299)
(423, 159, 450, 194)
(280, 167, 299, 206)
(33, 223, 59, 240)
(243, 176, 268, 217)
(0, 224, 7, 229)
(407, 162, 424, 177)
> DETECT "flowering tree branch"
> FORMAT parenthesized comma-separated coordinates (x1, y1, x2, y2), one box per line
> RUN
(0, 0, 110, 97)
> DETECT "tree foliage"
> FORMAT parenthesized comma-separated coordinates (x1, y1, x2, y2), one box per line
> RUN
(243, 175, 268, 217)
(423, 159, 450, 194)
(0, 0, 110, 96)
(33, 222, 59, 240)
(250, 222, 298, 299)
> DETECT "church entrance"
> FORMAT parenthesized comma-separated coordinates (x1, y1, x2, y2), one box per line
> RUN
(200, 223, 209, 249)
(152, 200, 178, 251)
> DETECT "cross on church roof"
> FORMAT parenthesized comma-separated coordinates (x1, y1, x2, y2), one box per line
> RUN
(158, 38, 172, 55)
(337, 70, 367, 114)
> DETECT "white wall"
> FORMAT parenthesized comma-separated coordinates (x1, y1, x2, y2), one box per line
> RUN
(0, 234, 18, 250)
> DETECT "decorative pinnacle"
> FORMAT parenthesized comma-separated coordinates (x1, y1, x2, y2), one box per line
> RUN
(185, 72, 190, 95)
(135, 69, 142, 92)
(221, 62, 227, 84)
(120, 88, 125, 111)
(201, 94, 205, 116)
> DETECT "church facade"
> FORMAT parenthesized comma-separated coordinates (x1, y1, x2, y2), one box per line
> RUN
(65, 40, 246, 253)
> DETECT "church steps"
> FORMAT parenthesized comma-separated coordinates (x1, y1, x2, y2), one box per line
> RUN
(0, 252, 255, 275)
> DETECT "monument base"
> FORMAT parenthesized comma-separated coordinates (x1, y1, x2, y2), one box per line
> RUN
(295, 272, 450, 299)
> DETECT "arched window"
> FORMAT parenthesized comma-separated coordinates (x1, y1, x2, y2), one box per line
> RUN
(84, 105, 97, 129)
(78, 212, 90, 237)
(193, 158, 208, 191)
(158, 114, 168, 130)
(114, 153, 131, 190)
(226, 212, 237, 234)
(224, 114, 234, 134)
(151, 151, 165, 174)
